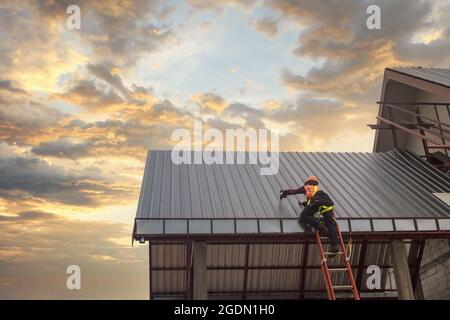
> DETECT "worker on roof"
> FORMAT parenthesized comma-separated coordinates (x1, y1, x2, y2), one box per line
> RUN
(280, 176, 340, 253)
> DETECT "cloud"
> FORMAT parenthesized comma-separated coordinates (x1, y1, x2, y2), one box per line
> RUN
(33, 0, 175, 65)
(269, 97, 375, 151)
(252, 17, 279, 38)
(0, 79, 28, 95)
(225, 102, 266, 128)
(52, 62, 157, 112)
(263, 99, 283, 111)
(239, 78, 264, 96)
(31, 139, 93, 160)
(0, 210, 148, 299)
(192, 92, 228, 113)
(228, 65, 239, 74)
(0, 2, 88, 92)
(53, 79, 124, 111)
(0, 99, 64, 130)
(0, 210, 56, 222)
(35, 111, 189, 161)
(0, 1, 175, 95)
(271, 0, 450, 100)
(188, 0, 255, 10)
(0, 151, 138, 207)
(0, 90, 67, 146)
(87, 62, 129, 96)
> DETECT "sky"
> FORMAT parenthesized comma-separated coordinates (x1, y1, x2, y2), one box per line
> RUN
(0, 0, 450, 299)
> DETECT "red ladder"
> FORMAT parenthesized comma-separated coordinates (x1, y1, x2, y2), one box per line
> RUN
(315, 218, 360, 300)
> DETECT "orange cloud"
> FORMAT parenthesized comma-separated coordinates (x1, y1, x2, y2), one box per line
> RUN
(192, 92, 228, 113)
(0, 210, 148, 299)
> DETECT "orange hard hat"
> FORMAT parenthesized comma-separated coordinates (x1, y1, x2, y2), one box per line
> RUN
(304, 176, 318, 185)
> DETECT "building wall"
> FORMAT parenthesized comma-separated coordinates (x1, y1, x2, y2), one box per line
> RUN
(411, 89, 450, 158)
(420, 239, 450, 299)
(375, 80, 450, 158)
(375, 77, 450, 300)
(376, 80, 417, 152)
(412, 89, 449, 308)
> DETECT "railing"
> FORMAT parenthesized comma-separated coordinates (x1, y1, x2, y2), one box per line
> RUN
(134, 217, 450, 241)
(369, 101, 450, 171)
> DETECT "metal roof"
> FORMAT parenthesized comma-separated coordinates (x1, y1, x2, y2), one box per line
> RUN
(388, 67, 450, 88)
(137, 150, 449, 299)
(135, 150, 450, 224)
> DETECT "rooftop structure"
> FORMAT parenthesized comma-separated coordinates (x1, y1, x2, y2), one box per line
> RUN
(134, 67, 450, 300)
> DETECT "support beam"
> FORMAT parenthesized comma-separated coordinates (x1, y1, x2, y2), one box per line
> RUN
(299, 243, 309, 299)
(356, 241, 368, 290)
(403, 121, 450, 141)
(390, 240, 415, 300)
(242, 243, 250, 300)
(379, 102, 450, 129)
(149, 242, 153, 300)
(376, 117, 450, 149)
(413, 107, 430, 161)
(367, 123, 434, 130)
(387, 105, 399, 148)
(185, 241, 194, 299)
(193, 241, 208, 300)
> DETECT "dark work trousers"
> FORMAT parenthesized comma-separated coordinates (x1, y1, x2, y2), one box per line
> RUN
(300, 210, 339, 247)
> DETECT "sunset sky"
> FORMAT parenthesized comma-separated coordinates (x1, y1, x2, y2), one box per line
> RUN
(1, 0, 450, 299)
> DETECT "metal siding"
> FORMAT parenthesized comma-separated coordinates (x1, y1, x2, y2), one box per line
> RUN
(390, 67, 450, 88)
(136, 150, 450, 221)
(150, 242, 396, 297)
(209, 269, 244, 292)
(207, 244, 246, 267)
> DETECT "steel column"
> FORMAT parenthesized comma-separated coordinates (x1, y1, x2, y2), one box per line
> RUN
(356, 241, 368, 290)
(387, 105, 399, 148)
(193, 241, 208, 300)
(299, 243, 309, 299)
(149, 242, 153, 300)
(242, 243, 250, 299)
(390, 240, 415, 300)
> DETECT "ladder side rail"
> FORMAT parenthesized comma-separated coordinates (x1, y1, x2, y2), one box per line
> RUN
(315, 231, 336, 300)
(334, 217, 360, 300)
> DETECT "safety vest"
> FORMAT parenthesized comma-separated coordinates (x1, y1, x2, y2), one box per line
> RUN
(305, 185, 334, 215)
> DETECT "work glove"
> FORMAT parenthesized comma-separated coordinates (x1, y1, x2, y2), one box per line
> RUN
(279, 190, 287, 199)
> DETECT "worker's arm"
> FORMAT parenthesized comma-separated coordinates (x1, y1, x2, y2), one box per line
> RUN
(280, 186, 306, 199)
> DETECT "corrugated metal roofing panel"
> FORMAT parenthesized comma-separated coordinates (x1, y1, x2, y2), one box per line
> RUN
(150, 242, 395, 298)
(136, 150, 450, 223)
(389, 67, 450, 88)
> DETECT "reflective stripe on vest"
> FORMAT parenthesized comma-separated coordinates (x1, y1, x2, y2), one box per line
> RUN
(319, 205, 333, 215)
(305, 186, 334, 214)
(306, 198, 334, 215)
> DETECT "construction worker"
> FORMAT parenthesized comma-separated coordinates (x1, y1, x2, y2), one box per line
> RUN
(280, 176, 340, 253)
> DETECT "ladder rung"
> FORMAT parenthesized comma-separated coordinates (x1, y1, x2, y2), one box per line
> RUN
(324, 251, 343, 255)
(332, 285, 353, 290)
(328, 268, 347, 272)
